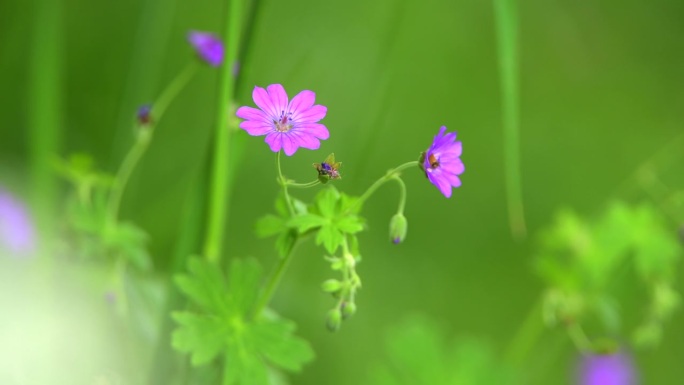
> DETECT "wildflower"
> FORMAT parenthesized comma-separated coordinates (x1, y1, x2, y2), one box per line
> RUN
(578, 352, 637, 385)
(419, 126, 464, 198)
(236, 84, 329, 156)
(0, 189, 35, 256)
(187, 31, 224, 67)
(137, 104, 152, 126)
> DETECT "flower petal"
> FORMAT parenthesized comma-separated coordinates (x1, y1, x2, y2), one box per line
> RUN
(293, 105, 327, 123)
(288, 90, 316, 115)
(288, 130, 321, 150)
(253, 86, 277, 118)
(240, 120, 273, 136)
(236, 106, 270, 123)
(281, 134, 299, 156)
(297, 123, 329, 140)
(428, 172, 452, 198)
(267, 84, 289, 116)
(264, 132, 283, 153)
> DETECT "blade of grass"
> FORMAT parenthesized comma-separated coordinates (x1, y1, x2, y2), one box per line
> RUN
(493, 0, 527, 239)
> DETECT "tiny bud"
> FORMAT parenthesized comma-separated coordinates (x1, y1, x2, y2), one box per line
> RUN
(137, 104, 152, 126)
(321, 279, 343, 293)
(326, 308, 342, 332)
(389, 213, 408, 244)
(341, 301, 356, 319)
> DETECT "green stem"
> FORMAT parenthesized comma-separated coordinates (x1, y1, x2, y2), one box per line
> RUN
(203, 0, 244, 264)
(354, 161, 418, 211)
(108, 130, 152, 221)
(391, 175, 407, 214)
(288, 180, 321, 188)
(503, 298, 546, 367)
(277, 151, 296, 215)
(107, 64, 197, 221)
(493, 0, 527, 239)
(252, 239, 299, 319)
(567, 322, 593, 353)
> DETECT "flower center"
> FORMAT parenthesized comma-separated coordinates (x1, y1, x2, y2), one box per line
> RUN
(428, 153, 440, 169)
(274, 111, 293, 132)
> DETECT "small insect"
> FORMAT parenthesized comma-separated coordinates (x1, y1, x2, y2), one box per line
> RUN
(313, 153, 342, 183)
(418, 151, 439, 178)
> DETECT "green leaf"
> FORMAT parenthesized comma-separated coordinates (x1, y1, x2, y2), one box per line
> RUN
(315, 186, 340, 219)
(316, 224, 344, 254)
(275, 230, 298, 258)
(335, 215, 364, 234)
(172, 312, 226, 366)
(255, 214, 286, 238)
(172, 258, 314, 380)
(288, 214, 327, 233)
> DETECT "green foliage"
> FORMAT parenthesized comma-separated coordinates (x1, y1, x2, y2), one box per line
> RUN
(536, 201, 682, 349)
(56, 153, 152, 270)
(369, 315, 514, 385)
(172, 258, 314, 383)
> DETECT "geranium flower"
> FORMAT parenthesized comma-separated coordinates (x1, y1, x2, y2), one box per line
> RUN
(419, 126, 464, 198)
(187, 31, 224, 67)
(236, 84, 329, 156)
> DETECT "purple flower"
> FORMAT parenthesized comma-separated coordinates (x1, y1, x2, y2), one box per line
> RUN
(187, 31, 224, 67)
(236, 84, 329, 156)
(137, 104, 152, 126)
(0, 189, 36, 256)
(420, 126, 464, 198)
(578, 352, 638, 385)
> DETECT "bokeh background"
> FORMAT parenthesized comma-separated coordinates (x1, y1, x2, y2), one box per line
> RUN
(1, 0, 684, 384)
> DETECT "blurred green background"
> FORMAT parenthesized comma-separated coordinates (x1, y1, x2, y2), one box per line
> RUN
(1, 0, 684, 383)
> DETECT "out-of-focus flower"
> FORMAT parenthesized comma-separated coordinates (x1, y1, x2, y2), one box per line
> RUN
(236, 84, 329, 156)
(137, 104, 152, 126)
(0, 189, 35, 256)
(187, 30, 224, 67)
(578, 352, 638, 385)
(419, 126, 464, 198)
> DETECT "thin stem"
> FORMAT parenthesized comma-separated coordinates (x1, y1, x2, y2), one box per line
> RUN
(288, 180, 321, 189)
(567, 322, 593, 353)
(108, 130, 152, 221)
(107, 64, 197, 221)
(353, 161, 418, 211)
(503, 298, 546, 367)
(391, 175, 407, 214)
(493, 0, 527, 239)
(277, 151, 295, 215)
(203, 0, 244, 264)
(251, 239, 299, 319)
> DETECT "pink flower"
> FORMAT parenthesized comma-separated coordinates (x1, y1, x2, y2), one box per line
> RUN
(236, 84, 329, 156)
(187, 31, 224, 67)
(420, 126, 465, 198)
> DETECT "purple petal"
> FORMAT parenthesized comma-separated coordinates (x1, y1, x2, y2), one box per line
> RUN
(239, 121, 273, 136)
(281, 134, 299, 156)
(293, 105, 327, 123)
(264, 132, 283, 153)
(578, 352, 637, 385)
(288, 131, 320, 150)
(267, 84, 289, 116)
(297, 123, 329, 140)
(441, 158, 465, 175)
(429, 172, 452, 198)
(0, 190, 35, 256)
(288, 90, 316, 114)
(253, 86, 277, 118)
(236, 106, 270, 123)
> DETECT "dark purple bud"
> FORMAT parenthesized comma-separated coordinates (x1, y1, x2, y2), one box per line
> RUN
(137, 104, 152, 126)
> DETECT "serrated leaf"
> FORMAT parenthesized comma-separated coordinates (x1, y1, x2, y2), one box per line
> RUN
(335, 215, 364, 234)
(172, 312, 226, 366)
(315, 186, 340, 219)
(250, 318, 315, 372)
(255, 215, 286, 238)
(227, 258, 262, 314)
(316, 224, 344, 254)
(174, 258, 228, 311)
(288, 214, 327, 233)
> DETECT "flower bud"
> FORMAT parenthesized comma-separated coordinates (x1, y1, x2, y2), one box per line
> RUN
(326, 308, 342, 332)
(321, 279, 343, 294)
(389, 213, 408, 244)
(137, 104, 152, 126)
(341, 301, 356, 319)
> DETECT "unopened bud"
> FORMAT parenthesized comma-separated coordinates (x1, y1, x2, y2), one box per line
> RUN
(326, 308, 342, 332)
(321, 279, 343, 293)
(341, 301, 356, 319)
(389, 213, 408, 244)
(137, 104, 152, 126)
